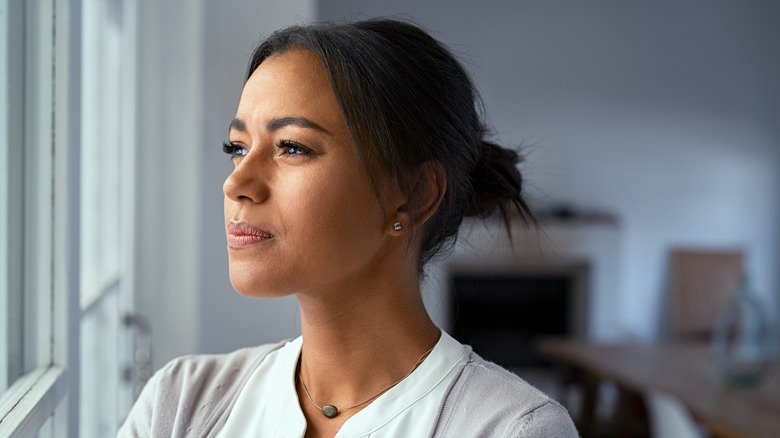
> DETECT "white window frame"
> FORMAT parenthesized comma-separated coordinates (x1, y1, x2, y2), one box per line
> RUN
(0, 0, 78, 433)
(0, 0, 138, 434)
(0, 0, 90, 435)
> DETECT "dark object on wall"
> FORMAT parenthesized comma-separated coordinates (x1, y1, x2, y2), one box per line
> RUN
(449, 262, 588, 369)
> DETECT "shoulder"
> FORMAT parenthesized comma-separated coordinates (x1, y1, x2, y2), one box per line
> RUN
(118, 341, 288, 437)
(434, 350, 579, 437)
(156, 342, 280, 386)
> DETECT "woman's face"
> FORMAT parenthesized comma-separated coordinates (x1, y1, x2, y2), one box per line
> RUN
(223, 49, 398, 298)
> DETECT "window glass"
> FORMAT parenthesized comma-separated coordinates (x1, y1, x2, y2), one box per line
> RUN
(1, 0, 26, 395)
(23, 0, 56, 377)
(80, 0, 123, 306)
(80, 287, 123, 435)
(79, 0, 135, 435)
(1, 0, 54, 396)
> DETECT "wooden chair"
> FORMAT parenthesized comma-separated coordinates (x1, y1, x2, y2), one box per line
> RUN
(667, 249, 744, 342)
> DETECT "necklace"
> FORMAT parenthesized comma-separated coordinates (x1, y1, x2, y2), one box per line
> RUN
(297, 345, 435, 418)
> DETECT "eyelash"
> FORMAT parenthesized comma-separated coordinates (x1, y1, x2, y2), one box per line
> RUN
(221, 140, 314, 160)
(222, 142, 246, 159)
(277, 140, 314, 156)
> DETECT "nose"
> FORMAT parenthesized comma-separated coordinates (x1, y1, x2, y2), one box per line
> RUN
(223, 156, 270, 204)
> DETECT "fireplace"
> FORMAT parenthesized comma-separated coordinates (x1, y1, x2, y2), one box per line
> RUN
(448, 262, 589, 369)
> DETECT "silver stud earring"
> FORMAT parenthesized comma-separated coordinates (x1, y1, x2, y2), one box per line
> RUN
(393, 222, 402, 231)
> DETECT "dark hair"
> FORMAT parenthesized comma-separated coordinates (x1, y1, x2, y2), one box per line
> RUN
(247, 19, 534, 269)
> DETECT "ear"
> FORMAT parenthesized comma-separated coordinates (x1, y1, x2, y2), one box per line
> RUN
(388, 161, 447, 236)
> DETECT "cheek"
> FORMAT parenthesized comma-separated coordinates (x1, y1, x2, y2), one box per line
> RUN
(223, 196, 234, 229)
(284, 167, 385, 250)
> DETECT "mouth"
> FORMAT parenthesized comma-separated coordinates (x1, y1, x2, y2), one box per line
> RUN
(227, 221, 275, 249)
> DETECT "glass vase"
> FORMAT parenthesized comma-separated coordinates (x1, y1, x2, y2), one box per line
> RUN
(711, 277, 776, 387)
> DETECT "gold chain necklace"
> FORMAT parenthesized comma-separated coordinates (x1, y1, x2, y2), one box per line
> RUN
(297, 345, 435, 418)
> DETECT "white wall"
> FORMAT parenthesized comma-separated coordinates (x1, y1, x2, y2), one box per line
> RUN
(318, 0, 780, 340)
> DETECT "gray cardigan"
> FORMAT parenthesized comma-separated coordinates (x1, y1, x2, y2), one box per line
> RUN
(117, 341, 578, 437)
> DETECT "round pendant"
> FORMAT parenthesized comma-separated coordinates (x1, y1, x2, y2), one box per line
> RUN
(322, 405, 339, 418)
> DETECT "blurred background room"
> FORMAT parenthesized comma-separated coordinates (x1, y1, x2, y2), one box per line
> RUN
(1, 0, 779, 436)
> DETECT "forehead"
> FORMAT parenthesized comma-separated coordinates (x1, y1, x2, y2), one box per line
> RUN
(234, 49, 346, 135)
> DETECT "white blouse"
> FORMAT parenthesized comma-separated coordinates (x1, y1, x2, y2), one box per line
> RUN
(216, 330, 467, 437)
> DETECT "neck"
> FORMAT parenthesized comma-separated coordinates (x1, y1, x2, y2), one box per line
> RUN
(295, 269, 440, 411)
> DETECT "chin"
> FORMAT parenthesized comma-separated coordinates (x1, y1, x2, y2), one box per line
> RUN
(228, 270, 292, 299)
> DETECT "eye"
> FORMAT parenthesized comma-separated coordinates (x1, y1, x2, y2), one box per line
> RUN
(277, 140, 314, 156)
(222, 141, 247, 160)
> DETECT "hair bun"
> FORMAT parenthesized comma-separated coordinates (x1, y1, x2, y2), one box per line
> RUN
(465, 141, 531, 223)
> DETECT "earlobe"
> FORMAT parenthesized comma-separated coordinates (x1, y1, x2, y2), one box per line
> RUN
(388, 202, 409, 236)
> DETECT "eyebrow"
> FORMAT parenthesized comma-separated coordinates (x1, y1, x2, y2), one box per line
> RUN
(229, 117, 330, 134)
(229, 118, 246, 132)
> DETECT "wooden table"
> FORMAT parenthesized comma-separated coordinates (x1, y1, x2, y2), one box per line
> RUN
(538, 339, 780, 438)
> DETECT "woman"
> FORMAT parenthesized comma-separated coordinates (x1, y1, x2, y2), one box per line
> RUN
(119, 19, 577, 437)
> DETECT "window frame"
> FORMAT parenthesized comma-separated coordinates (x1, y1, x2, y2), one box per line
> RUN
(0, 0, 139, 434)
(0, 0, 82, 435)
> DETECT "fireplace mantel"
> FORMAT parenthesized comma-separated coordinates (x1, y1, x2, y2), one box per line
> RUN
(423, 218, 623, 342)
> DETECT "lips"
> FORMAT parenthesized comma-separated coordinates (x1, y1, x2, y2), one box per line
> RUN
(227, 222, 274, 248)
